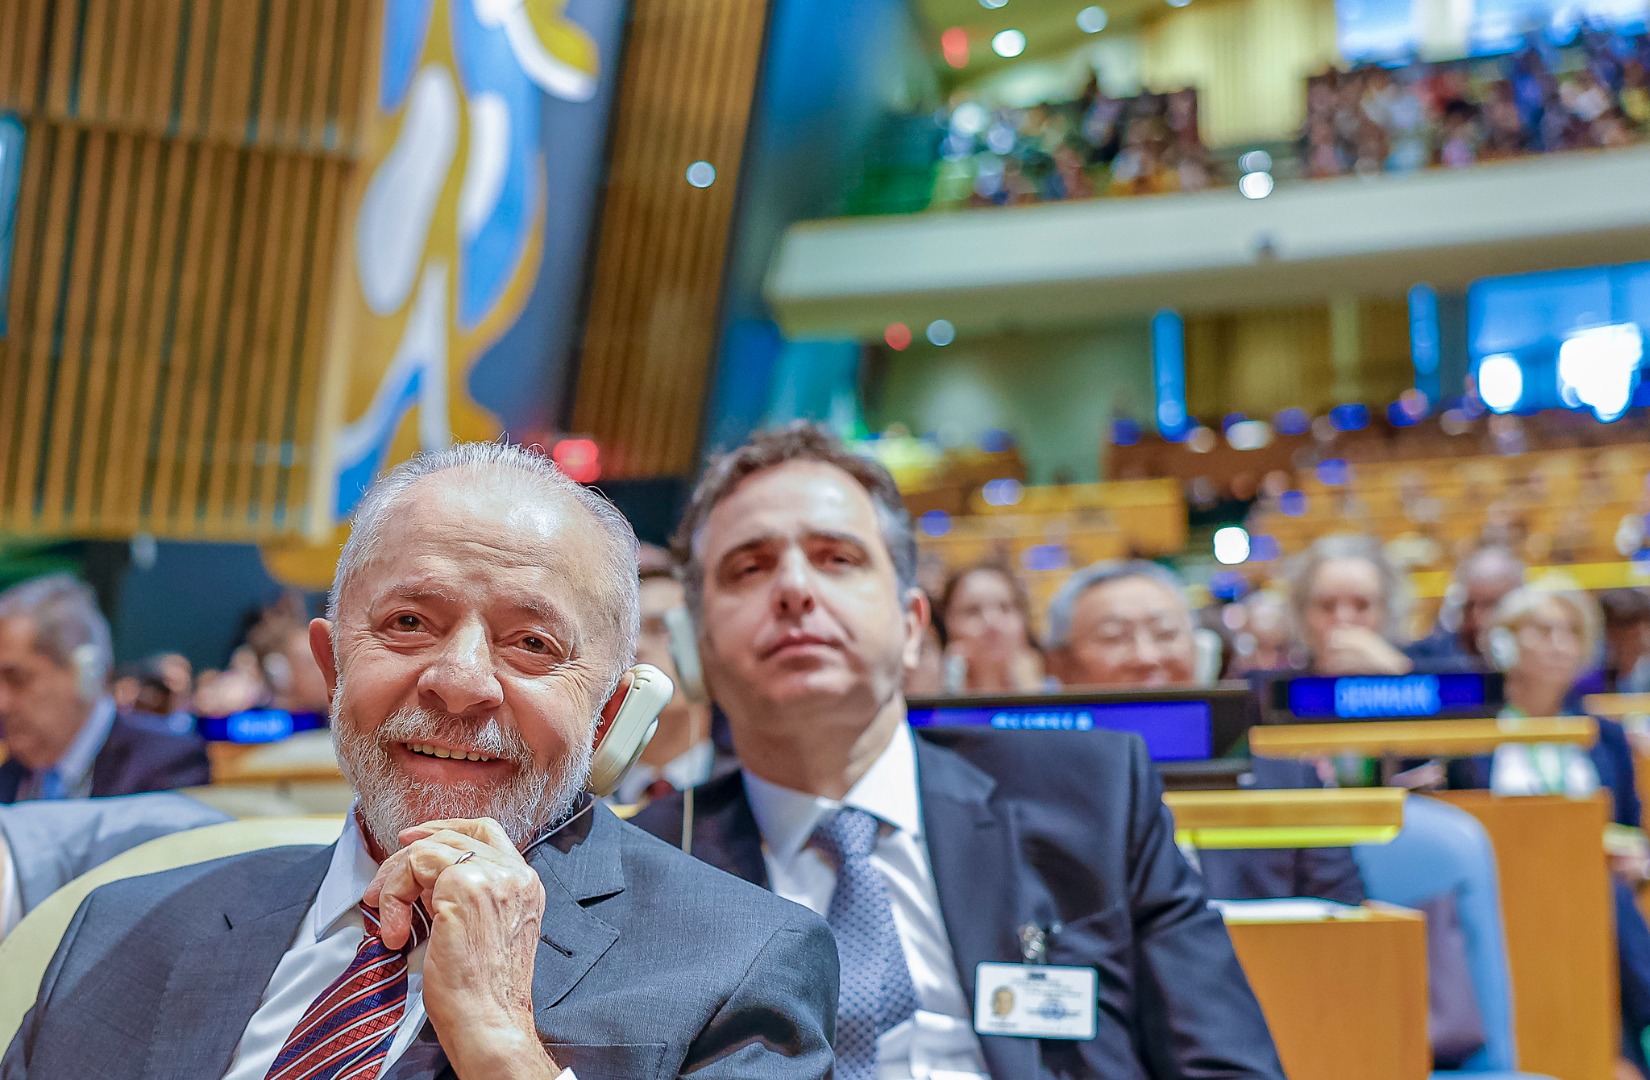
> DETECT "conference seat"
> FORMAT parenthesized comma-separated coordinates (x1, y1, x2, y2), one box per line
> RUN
(1354, 796, 1555, 1079)
(0, 815, 342, 1050)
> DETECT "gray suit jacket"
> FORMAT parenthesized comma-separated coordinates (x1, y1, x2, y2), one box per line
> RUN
(2, 801, 838, 1080)
(0, 793, 231, 913)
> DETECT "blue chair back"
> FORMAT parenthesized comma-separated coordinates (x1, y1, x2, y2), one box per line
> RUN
(1353, 796, 1518, 1073)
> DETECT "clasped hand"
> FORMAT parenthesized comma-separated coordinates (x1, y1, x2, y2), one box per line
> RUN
(364, 817, 561, 1079)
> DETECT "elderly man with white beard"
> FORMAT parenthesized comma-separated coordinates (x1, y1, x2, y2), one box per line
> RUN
(3, 443, 838, 1080)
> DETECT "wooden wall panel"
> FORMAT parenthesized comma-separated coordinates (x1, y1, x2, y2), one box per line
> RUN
(0, 0, 373, 542)
(573, 0, 772, 479)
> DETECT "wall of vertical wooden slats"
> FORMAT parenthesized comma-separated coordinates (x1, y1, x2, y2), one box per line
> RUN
(572, 0, 770, 480)
(0, 0, 372, 541)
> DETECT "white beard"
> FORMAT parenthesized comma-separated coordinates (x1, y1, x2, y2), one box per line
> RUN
(330, 683, 593, 854)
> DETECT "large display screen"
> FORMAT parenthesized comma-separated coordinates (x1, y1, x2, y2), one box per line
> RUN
(907, 699, 1215, 761)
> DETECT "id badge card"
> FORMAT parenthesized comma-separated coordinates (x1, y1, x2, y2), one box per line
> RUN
(973, 962, 1098, 1040)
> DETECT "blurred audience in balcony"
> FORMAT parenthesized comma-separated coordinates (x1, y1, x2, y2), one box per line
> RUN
(938, 79, 1216, 209)
(935, 562, 1045, 693)
(1303, 27, 1649, 180)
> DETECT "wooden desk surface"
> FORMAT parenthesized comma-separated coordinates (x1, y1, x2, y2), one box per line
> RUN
(1583, 693, 1650, 718)
(1431, 792, 1616, 1080)
(1249, 717, 1596, 759)
(1164, 788, 1404, 848)
(1227, 907, 1429, 1080)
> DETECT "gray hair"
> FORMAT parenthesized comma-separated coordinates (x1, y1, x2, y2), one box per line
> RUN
(0, 573, 113, 697)
(328, 442, 641, 696)
(1288, 533, 1411, 644)
(1045, 560, 1189, 650)
(1487, 576, 1603, 665)
(672, 422, 917, 619)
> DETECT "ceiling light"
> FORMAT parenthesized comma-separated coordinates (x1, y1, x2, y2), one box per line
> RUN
(991, 28, 1026, 57)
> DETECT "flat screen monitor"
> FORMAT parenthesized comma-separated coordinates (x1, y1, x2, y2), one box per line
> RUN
(1265, 671, 1504, 722)
(905, 685, 1256, 763)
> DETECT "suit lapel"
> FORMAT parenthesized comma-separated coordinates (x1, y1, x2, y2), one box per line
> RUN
(915, 736, 1039, 1080)
(147, 845, 333, 1079)
(683, 771, 770, 889)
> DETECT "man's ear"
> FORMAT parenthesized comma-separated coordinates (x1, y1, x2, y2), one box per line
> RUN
(597, 668, 638, 733)
(900, 588, 932, 671)
(308, 618, 339, 704)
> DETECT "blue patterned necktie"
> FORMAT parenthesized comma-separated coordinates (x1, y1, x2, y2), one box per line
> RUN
(811, 807, 919, 1080)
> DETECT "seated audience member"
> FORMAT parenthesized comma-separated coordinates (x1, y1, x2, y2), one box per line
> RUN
(611, 548, 728, 806)
(0, 575, 209, 803)
(1572, 588, 1650, 699)
(634, 423, 1284, 1080)
(1407, 546, 1524, 667)
(3, 444, 837, 1080)
(936, 562, 1045, 693)
(1043, 560, 1196, 688)
(1289, 534, 1417, 676)
(1230, 590, 1299, 676)
(1044, 559, 1366, 906)
(1445, 581, 1650, 1075)
(246, 610, 333, 717)
(0, 792, 231, 938)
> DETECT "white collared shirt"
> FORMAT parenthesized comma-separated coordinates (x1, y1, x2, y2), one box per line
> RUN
(17, 696, 116, 801)
(612, 738, 716, 806)
(222, 811, 429, 1079)
(743, 725, 989, 1080)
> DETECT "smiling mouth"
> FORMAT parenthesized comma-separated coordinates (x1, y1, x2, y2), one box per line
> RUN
(403, 742, 500, 764)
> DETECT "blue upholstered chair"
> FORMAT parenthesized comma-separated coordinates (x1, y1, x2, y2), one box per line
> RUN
(1353, 796, 1555, 1079)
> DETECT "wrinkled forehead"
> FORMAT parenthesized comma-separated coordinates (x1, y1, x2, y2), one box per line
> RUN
(698, 461, 884, 557)
(344, 474, 613, 625)
(1310, 557, 1383, 599)
(1077, 576, 1190, 626)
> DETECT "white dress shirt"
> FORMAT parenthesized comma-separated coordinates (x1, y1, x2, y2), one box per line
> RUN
(15, 695, 116, 801)
(743, 725, 989, 1080)
(612, 738, 716, 806)
(222, 811, 429, 1079)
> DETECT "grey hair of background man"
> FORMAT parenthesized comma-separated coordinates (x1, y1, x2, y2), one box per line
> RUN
(1045, 560, 1190, 650)
(1455, 544, 1525, 588)
(1287, 533, 1411, 644)
(326, 442, 641, 698)
(0, 573, 113, 698)
(671, 422, 918, 619)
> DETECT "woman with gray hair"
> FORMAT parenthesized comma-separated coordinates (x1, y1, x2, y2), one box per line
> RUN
(1288, 534, 1415, 676)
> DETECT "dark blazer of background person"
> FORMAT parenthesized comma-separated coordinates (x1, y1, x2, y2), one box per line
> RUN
(3, 802, 839, 1080)
(0, 712, 209, 804)
(634, 728, 1286, 1080)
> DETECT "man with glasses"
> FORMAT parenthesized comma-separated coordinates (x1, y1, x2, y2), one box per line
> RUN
(1044, 559, 1367, 906)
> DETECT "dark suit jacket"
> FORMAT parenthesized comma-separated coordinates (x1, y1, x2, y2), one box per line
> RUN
(633, 728, 1285, 1080)
(2, 801, 838, 1080)
(0, 712, 210, 804)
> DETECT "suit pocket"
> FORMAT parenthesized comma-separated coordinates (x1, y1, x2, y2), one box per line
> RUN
(1046, 903, 1135, 1022)
(546, 1041, 669, 1080)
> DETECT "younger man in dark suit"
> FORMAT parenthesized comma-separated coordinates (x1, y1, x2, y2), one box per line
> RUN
(634, 423, 1283, 1080)
(0, 575, 208, 803)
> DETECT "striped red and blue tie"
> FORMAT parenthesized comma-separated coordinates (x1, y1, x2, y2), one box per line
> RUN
(263, 901, 434, 1080)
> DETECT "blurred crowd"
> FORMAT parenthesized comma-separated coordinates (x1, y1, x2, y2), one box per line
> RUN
(1303, 27, 1650, 178)
(935, 79, 1217, 208)
(109, 591, 332, 732)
